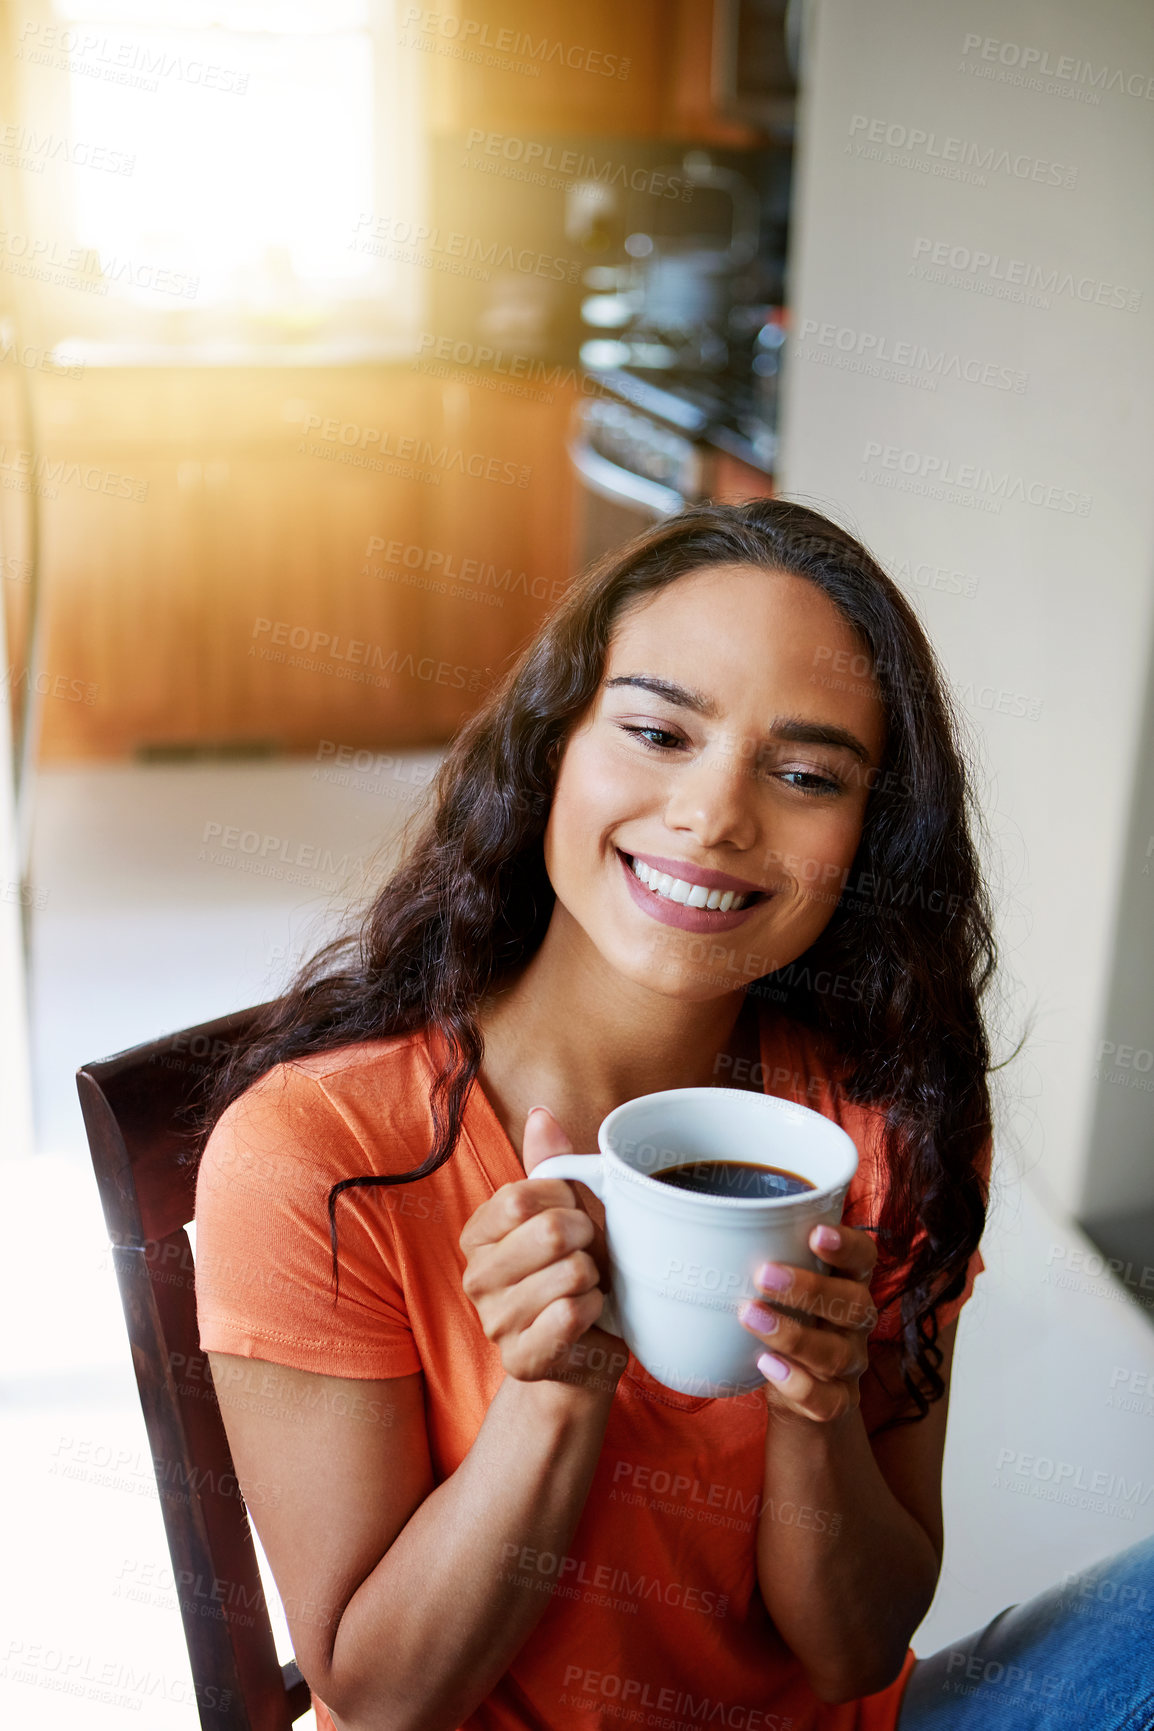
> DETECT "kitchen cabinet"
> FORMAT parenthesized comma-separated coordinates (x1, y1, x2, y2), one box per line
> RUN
(420, 0, 765, 144)
(419, 0, 665, 138)
(656, 0, 772, 146)
(403, 375, 577, 733)
(709, 449, 776, 503)
(26, 367, 578, 760)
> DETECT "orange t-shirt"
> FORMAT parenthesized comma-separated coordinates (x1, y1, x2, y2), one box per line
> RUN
(195, 1006, 987, 1731)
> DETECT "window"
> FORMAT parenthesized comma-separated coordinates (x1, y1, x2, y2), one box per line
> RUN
(9, 0, 426, 358)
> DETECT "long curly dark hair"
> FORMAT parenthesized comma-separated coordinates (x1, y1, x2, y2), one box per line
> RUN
(203, 497, 997, 1429)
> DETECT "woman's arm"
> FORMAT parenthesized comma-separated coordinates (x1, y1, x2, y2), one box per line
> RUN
(753, 1327, 956, 1702)
(740, 1226, 957, 1704)
(208, 1175, 625, 1731)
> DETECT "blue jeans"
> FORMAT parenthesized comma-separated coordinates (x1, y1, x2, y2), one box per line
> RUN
(896, 1534, 1154, 1730)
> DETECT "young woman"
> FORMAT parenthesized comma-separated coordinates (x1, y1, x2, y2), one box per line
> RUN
(194, 499, 1154, 1731)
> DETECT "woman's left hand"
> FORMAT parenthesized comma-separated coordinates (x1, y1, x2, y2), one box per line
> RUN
(738, 1224, 879, 1424)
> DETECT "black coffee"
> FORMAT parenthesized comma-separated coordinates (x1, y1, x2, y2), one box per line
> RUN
(653, 1159, 815, 1199)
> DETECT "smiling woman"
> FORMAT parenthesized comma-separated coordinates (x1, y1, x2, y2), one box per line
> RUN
(201, 500, 993, 1400)
(536, 564, 888, 1039)
(189, 498, 1042, 1728)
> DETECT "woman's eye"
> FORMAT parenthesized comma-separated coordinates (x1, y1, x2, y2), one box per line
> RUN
(619, 726, 844, 792)
(619, 724, 685, 751)
(778, 769, 844, 796)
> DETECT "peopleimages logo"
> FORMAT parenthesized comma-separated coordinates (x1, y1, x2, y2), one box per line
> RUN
(558, 1667, 792, 1729)
(412, 333, 616, 406)
(910, 237, 1142, 313)
(860, 440, 1092, 517)
(848, 114, 1077, 187)
(993, 1447, 1153, 1519)
(1, 1639, 235, 1715)
(500, 1544, 728, 1618)
(0, 446, 148, 501)
(462, 130, 692, 200)
(400, 7, 631, 78)
(961, 33, 1154, 100)
(796, 318, 1026, 393)
(0, 125, 135, 176)
(0, 231, 197, 298)
(350, 212, 582, 285)
(15, 20, 249, 94)
(249, 616, 496, 698)
(892, 557, 979, 598)
(0, 331, 83, 379)
(297, 412, 531, 488)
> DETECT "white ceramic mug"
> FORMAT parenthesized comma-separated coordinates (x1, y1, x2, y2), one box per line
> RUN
(528, 1086, 859, 1398)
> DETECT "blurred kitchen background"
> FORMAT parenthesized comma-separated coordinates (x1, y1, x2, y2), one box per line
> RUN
(3, 1, 1154, 1726)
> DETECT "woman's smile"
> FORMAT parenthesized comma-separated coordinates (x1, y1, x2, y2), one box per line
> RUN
(616, 847, 771, 932)
(626, 848, 768, 905)
(541, 561, 887, 1002)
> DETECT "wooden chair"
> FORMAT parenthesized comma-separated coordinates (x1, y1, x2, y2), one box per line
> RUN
(76, 1003, 312, 1731)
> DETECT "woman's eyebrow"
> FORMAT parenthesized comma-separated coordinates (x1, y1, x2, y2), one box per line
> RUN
(605, 672, 719, 717)
(603, 673, 872, 764)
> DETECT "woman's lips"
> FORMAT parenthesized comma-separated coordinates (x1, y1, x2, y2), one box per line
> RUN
(617, 849, 769, 933)
(628, 850, 766, 896)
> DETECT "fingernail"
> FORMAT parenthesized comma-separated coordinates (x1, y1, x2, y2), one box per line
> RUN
(758, 1351, 790, 1383)
(526, 1105, 552, 1120)
(738, 1300, 779, 1334)
(756, 1263, 792, 1291)
(814, 1225, 839, 1251)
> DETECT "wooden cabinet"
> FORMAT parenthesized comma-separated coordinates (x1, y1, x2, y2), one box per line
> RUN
(17, 364, 770, 764)
(28, 367, 578, 760)
(419, 0, 665, 137)
(419, 0, 765, 144)
(655, 1, 771, 146)
(708, 448, 775, 503)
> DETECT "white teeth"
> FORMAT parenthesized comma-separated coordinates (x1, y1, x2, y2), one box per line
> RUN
(628, 856, 751, 911)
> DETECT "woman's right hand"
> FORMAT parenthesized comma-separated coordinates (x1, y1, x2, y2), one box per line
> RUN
(459, 1106, 627, 1394)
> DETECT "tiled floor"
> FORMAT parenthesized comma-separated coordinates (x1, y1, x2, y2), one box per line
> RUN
(7, 757, 1154, 1726)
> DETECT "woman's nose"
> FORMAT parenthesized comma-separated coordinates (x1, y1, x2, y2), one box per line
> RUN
(662, 741, 759, 851)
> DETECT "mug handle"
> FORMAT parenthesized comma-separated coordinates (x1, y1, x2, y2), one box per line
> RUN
(527, 1155, 623, 1339)
(528, 1153, 604, 1197)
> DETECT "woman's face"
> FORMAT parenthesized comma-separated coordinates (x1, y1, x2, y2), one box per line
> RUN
(542, 562, 888, 1002)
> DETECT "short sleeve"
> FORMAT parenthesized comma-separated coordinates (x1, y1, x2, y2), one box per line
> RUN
(866, 1132, 993, 1345)
(195, 1062, 421, 1380)
(867, 1244, 986, 1343)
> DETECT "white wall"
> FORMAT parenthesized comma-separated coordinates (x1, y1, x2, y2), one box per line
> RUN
(1083, 642, 1154, 1225)
(779, 0, 1154, 1221)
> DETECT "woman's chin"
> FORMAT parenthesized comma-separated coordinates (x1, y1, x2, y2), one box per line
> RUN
(621, 954, 749, 1003)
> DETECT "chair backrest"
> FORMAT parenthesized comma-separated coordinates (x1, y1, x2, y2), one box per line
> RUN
(77, 1003, 312, 1731)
